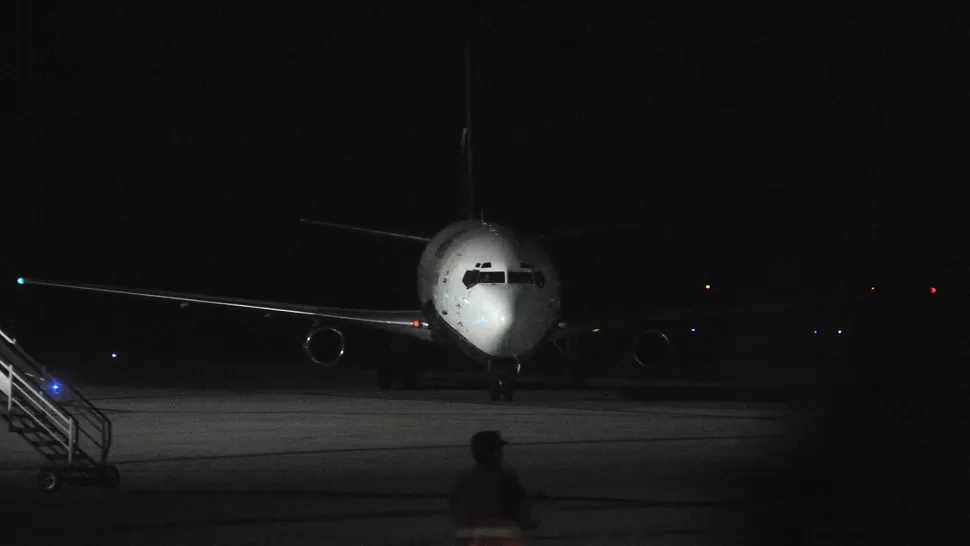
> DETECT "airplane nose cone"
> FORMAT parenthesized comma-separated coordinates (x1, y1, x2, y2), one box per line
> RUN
(468, 286, 518, 356)
(466, 286, 552, 358)
(498, 285, 549, 356)
(504, 285, 550, 355)
(489, 291, 516, 337)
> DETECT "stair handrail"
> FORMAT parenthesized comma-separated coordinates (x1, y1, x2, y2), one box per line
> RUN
(2, 358, 76, 462)
(0, 327, 111, 463)
(2, 359, 71, 437)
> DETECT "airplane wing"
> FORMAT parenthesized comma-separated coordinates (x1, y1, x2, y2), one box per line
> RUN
(18, 278, 431, 340)
(550, 289, 874, 340)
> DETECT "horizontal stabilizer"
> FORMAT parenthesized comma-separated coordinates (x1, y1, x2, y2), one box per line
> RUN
(299, 218, 430, 242)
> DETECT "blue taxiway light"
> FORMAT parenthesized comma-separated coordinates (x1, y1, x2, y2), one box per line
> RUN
(17, 277, 24, 285)
(813, 330, 818, 335)
(50, 382, 61, 392)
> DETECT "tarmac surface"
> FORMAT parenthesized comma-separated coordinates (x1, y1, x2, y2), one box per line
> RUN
(1, 372, 819, 545)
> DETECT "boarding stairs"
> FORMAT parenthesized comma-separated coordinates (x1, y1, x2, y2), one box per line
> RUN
(0, 327, 118, 492)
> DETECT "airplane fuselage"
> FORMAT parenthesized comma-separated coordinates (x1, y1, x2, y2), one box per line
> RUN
(417, 221, 561, 363)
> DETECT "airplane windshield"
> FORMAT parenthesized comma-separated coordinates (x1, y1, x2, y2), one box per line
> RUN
(462, 270, 505, 289)
(480, 271, 504, 283)
(461, 267, 543, 289)
(508, 272, 535, 284)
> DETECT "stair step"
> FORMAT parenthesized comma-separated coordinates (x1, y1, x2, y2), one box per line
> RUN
(2, 342, 113, 467)
(32, 439, 67, 446)
(11, 427, 50, 434)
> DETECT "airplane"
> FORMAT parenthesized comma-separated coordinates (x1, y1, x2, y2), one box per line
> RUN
(14, 45, 867, 400)
(18, 214, 571, 401)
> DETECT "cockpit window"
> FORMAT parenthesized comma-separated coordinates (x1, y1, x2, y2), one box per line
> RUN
(481, 262, 492, 269)
(508, 270, 547, 287)
(462, 270, 505, 289)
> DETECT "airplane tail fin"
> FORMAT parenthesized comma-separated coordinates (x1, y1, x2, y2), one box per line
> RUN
(299, 218, 430, 242)
(463, 42, 477, 221)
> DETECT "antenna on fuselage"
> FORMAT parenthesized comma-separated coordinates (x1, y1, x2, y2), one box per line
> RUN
(463, 41, 476, 221)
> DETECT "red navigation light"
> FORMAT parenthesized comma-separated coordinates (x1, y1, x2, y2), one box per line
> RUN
(412, 320, 421, 328)
(930, 286, 937, 294)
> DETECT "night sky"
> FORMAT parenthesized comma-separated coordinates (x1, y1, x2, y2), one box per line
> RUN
(5, 3, 967, 365)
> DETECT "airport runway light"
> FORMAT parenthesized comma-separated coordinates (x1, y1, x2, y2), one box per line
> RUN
(871, 286, 875, 291)
(111, 353, 118, 359)
(837, 329, 843, 335)
(930, 286, 937, 294)
(813, 330, 818, 335)
(704, 284, 711, 290)
(591, 328, 600, 332)
(690, 328, 696, 332)
(17, 277, 24, 285)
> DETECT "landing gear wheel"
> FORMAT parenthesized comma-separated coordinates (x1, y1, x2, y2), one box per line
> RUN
(489, 378, 503, 401)
(490, 376, 514, 401)
(36, 468, 61, 493)
(100, 465, 121, 493)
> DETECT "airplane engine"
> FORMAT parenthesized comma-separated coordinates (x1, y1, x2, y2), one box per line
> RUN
(303, 327, 345, 367)
(631, 330, 671, 368)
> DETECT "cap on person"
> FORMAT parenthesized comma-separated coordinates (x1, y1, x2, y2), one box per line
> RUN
(471, 430, 509, 465)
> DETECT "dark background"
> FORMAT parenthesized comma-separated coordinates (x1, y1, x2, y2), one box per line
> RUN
(4, 3, 966, 367)
(4, 3, 970, 543)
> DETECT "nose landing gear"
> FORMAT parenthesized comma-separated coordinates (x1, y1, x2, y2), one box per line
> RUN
(487, 359, 518, 401)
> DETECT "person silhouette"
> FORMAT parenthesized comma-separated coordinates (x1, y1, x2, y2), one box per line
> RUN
(450, 431, 537, 545)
